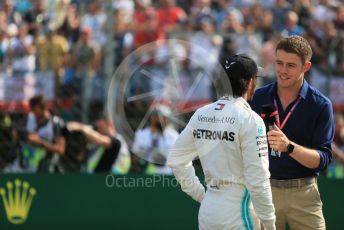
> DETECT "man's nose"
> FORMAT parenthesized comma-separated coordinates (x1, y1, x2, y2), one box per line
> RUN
(281, 64, 288, 74)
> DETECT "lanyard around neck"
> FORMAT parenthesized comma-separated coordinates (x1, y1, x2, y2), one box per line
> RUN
(273, 96, 302, 130)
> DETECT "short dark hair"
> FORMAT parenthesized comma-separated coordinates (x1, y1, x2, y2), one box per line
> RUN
(222, 54, 259, 97)
(276, 35, 312, 64)
(96, 113, 108, 121)
(29, 94, 46, 109)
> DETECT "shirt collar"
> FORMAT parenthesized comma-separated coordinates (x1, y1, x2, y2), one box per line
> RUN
(235, 97, 251, 109)
(299, 80, 309, 99)
(269, 80, 309, 99)
(219, 96, 251, 109)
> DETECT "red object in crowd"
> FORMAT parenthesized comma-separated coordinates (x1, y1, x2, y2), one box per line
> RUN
(133, 6, 165, 65)
(157, 5, 186, 31)
(0, 99, 73, 113)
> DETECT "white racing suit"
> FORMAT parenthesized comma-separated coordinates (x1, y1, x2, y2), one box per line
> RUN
(167, 97, 276, 230)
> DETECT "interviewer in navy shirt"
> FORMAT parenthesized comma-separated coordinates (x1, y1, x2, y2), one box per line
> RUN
(250, 35, 334, 230)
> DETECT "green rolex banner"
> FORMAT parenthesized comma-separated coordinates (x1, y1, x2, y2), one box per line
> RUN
(0, 174, 199, 230)
(0, 174, 343, 230)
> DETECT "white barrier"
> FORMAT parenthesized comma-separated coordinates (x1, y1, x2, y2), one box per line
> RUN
(0, 71, 55, 101)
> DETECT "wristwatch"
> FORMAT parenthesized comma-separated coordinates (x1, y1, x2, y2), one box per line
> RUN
(286, 142, 295, 155)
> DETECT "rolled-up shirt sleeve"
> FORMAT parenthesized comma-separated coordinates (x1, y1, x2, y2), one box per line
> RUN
(313, 101, 334, 172)
(167, 122, 205, 203)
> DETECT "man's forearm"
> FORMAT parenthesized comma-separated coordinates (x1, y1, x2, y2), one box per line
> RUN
(289, 142, 320, 169)
(81, 126, 112, 148)
(40, 139, 65, 155)
(171, 164, 205, 203)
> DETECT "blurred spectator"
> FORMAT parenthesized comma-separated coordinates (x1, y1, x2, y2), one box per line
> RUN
(189, 0, 216, 30)
(23, 0, 49, 37)
(221, 13, 245, 34)
(334, 4, 344, 30)
(256, 8, 276, 42)
(281, 11, 305, 36)
(0, 114, 17, 170)
(14, 0, 32, 15)
(312, 0, 337, 24)
(126, 0, 165, 96)
(258, 0, 275, 9)
(0, 10, 8, 32)
(111, 131, 131, 175)
(232, 5, 254, 33)
(231, 0, 257, 9)
(71, 26, 100, 71)
(59, 3, 80, 45)
(57, 126, 87, 172)
(36, 27, 69, 87)
(113, 8, 133, 67)
(334, 112, 344, 145)
(69, 26, 101, 121)
(112, 0, 135, 24)
(331, 142, 344, 165)
(131, 0, 164, 50)
(213, 0, 243, 31)
(320, 21, 342, 72)
(328, 113, 344, 178)
(270, 0, 292, 32)
(45, 0, 70, 32)
(132, 104, 179, 175)
(175, 0, 193, 15)
(303, 28, 325, 66)
(189, 18, 222, 73)
(156, 0, 187, 34)
(260, 32, 281, 79)
(0, 28, 9, 70)
(220, 7, 244, 33)
(67, 116, 124, 173)
(80, 1, 107, 46)
(6, 23, 36, 75)
(1, 0, 21, 25)
(292, 0, 314, 29)
(24, 94, 66, 172)
(243, 4, 265, 32)
(234, 34, 262, 63)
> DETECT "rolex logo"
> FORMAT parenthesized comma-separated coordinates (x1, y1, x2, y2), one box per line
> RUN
(0, 179, 36, 224)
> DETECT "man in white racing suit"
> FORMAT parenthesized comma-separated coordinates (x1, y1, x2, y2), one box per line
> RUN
(167, 54, 276, 230)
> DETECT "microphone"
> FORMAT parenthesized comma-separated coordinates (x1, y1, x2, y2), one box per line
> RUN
(261, 104, 278, 127)
(261, 104, 280, 157)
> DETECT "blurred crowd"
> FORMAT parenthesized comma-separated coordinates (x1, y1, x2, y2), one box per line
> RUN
(0, 0, 344, 174)
(1, 0, 344, 75)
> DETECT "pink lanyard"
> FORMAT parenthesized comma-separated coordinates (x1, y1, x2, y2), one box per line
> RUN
(273, 96, 302, 130)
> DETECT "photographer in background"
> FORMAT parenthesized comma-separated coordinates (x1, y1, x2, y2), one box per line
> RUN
(24, 94, 66, 172)
(131, 104, 179, 175)
(67, 115, 124, 173)
(0, 114, 20, 171)
(57, 126, 88, 173)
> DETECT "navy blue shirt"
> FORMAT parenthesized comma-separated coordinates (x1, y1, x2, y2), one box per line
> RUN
(250, 80, 334, 179)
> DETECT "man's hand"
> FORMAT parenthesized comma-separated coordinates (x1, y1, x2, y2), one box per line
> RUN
(67, 121, 84, 131)
(27, 133, 42, 145)
(267, 124, 289, 152)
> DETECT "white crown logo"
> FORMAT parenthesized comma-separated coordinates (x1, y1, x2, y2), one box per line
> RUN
(0, 179, 36, 224)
